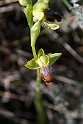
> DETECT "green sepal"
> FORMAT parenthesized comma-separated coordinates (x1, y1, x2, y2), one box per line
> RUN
(25, 58, 40, 69)
(38, 0, 49, 3)
(31, 21, 41, 46)
(47, 53, 62, 65)
(33, 1, 48, 11)
(38, 48, 45, 58)
(33, 1, 48, 21)
(39, 55, 49, 65)
(44, 21, 59, 30)
(33, 11, 44, 21)
(24, 4, 33, 28)
(19, 0, 32, 6)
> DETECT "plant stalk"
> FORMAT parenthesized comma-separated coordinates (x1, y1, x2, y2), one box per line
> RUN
(32, 45, 37, 58)
(35, 69, 46, 124)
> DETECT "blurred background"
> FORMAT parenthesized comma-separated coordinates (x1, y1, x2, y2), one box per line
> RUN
(0, 0, 83, 124)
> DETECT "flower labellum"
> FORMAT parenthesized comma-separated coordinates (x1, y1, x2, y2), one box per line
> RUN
(40, 65, 55, 84)
(44, 9, 62, 22)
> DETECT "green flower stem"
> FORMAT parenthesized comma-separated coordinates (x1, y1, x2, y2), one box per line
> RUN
(62, 0, 76, 15)
(35, 69, 46, 124)
(32, 45, 37, 58)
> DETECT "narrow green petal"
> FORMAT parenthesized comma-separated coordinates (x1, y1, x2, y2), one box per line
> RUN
(25, 58, 40, 69)
(48, 53, 62, 65)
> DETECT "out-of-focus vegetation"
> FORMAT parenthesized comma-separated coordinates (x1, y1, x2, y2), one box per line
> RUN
(0, 0, 83, 124)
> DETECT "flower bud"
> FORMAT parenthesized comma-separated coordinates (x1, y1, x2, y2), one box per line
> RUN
(40, 65, 55, 84)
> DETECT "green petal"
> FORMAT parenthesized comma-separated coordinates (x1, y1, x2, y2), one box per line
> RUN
(38, 48, 45, 58)
(39, 55, 49, 65)
(44, 21, 59, 30)
(25, 58, 40, 69)
(47, 53, 62, 65)
(19, 0, 32, 6)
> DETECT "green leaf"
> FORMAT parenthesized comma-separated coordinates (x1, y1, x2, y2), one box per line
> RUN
(19, 0, 32, 6)
(38, 48, 45, 58)
(44, 21, 59, 30)
(24, 4, 33, 28)
(25, 58, 40, 69)
(31, 21, 41, 46)
(39, 55, 49, 65)
(47, 53, 62, 65)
